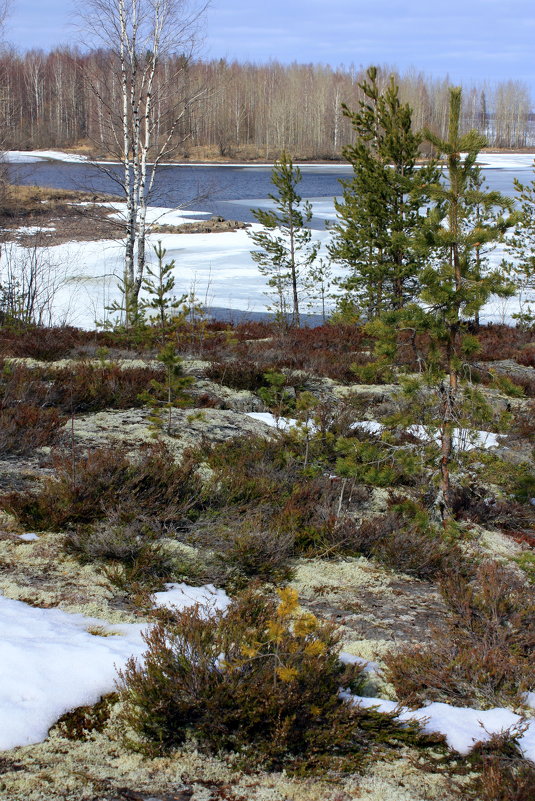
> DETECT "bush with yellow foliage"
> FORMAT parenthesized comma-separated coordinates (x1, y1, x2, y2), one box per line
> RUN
(119, 587, 439, 771)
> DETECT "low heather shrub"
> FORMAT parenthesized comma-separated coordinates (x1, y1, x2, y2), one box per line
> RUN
(0, 361, 167, 414)
(3, 442, 202, 530)
(0, 404, 65, 456)
(469, 730, 535, 801)
(211, 516, 295, 586)
(344, 508, 467, 580)
(119, 587, 438, 771)
(205, 359, 267, 391)
(384, 561, 535, 708)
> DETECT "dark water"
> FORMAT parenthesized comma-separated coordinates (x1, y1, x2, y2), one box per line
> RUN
(7, 160, 532, 230)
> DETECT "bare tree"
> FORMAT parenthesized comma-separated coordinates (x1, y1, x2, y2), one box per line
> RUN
(78, 0, 207, 324)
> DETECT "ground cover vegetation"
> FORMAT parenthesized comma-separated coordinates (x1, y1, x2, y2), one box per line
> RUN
(0, 305, 532, 798)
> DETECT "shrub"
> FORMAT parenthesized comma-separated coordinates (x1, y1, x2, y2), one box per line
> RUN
(469, 730, 535, 801)
(511, 400, 535, 442)
(344, 506, 467, 580)
(0, 404, 65, 455)
(211, 516, 295, 586)
(0, 325, 86, 360)
(274, 477, 370, 555)
(205, 436, 302, 506)
(0, 361, 166, 414)
(65, 514, 166, 563)
(515, 346, 535, 369)
(3, 443, 202, 531)
(119, 588, 437, 771)
(52, 694, 117, 741)
(384, 561, 535, 708)
(205, 359, 267, 392)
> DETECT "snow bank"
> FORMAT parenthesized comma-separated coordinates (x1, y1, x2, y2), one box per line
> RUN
(104, 201, 212, 227)
(474, 153, 535, 170)
(0, 594, 145, 750)
(352, 421, 501, 451)
(14, 225, 57, 235)
(245, 411, 300, 431)
(344, 692, 535, 762)
(246, 412, 501, 452)
(0, 583, 230, 751)
(3, 150, 89, 164)
(1, 586, 533, 763)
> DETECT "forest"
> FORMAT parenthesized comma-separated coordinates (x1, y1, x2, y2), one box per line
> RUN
(0, 48, 533, 158)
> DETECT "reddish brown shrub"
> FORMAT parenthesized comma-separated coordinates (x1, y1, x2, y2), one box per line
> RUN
(3, 442, 202, 530)
(515, 346, 535, 368)
(477, 325, 535, 363)
(470, 731, 535, 801)
(0, 362, 165, 413)
(117, 587, 433, 770)
(0, 326, 87, 360)
(0, 404, 65, 455)
(384, 561, 535, 708)
(205, 359, 267, 391)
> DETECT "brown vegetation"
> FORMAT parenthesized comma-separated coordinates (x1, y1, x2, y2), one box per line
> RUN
(0, 51, 531, 158)
(384, 561, 535, 708)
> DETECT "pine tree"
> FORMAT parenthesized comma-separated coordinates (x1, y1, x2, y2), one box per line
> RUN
(249, 153, 319, 327)
(504, 167, 535, 327)
(419, 87, 515, 514)
(139, 344, 193, 436)
(329, 67, 438, 319)
(143, 241, 186, 336)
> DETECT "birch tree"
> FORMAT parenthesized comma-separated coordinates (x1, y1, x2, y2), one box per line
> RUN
(78, 0, 207, 324)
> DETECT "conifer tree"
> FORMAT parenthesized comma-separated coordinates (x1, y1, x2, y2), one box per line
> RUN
(329, 67, 438, 319)
(249, 153, 319, 327)
(143, 241, 186, 338)
(418, 87, 515, 513)
(139, 343, 193, 436)
(504, 167, 535, 327)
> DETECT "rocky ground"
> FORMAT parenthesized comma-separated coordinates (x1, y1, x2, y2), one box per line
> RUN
(0, 332, 533, 801)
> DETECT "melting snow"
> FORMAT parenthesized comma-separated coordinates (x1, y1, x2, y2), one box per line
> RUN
(3, 150, 89, 164)
(0, 583, 230, 751)
(153, 582, 231, 617)
(246, 412, 501, 452)
(0, 589, 532, 762)
(344, 692, 535, 761)
(0, 594, 145, 750)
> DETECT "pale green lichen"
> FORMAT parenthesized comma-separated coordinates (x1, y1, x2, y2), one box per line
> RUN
(290, 556, 396, 601)
(0, 532, 141, 623)
(0, 701, 461, 801)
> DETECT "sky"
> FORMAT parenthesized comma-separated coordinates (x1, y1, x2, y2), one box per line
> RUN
(5, 0, 535, 92)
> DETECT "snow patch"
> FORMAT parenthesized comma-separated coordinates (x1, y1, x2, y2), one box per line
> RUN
(153, 582, 231, 617)
(3, 150, 90, 164)
(344, 693, 535, 761)
(246, 412, 501, 452)
(15, 226, 57, 235)
(0, 583, 229, 751)
(0, 594, 145, 750)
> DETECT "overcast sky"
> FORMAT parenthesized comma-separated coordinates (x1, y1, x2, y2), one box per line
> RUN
(5, 0, 535, 94)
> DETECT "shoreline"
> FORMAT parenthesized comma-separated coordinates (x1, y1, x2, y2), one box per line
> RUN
(4, 147, 535, 169)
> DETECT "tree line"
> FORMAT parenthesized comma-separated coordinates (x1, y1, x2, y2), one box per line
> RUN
(0, 48, 532, 157)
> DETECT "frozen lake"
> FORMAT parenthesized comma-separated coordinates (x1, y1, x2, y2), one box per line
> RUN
(3, 151, 535, 328)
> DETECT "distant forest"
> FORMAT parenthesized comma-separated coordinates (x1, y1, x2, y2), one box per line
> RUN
(1, 49, 533, 158)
